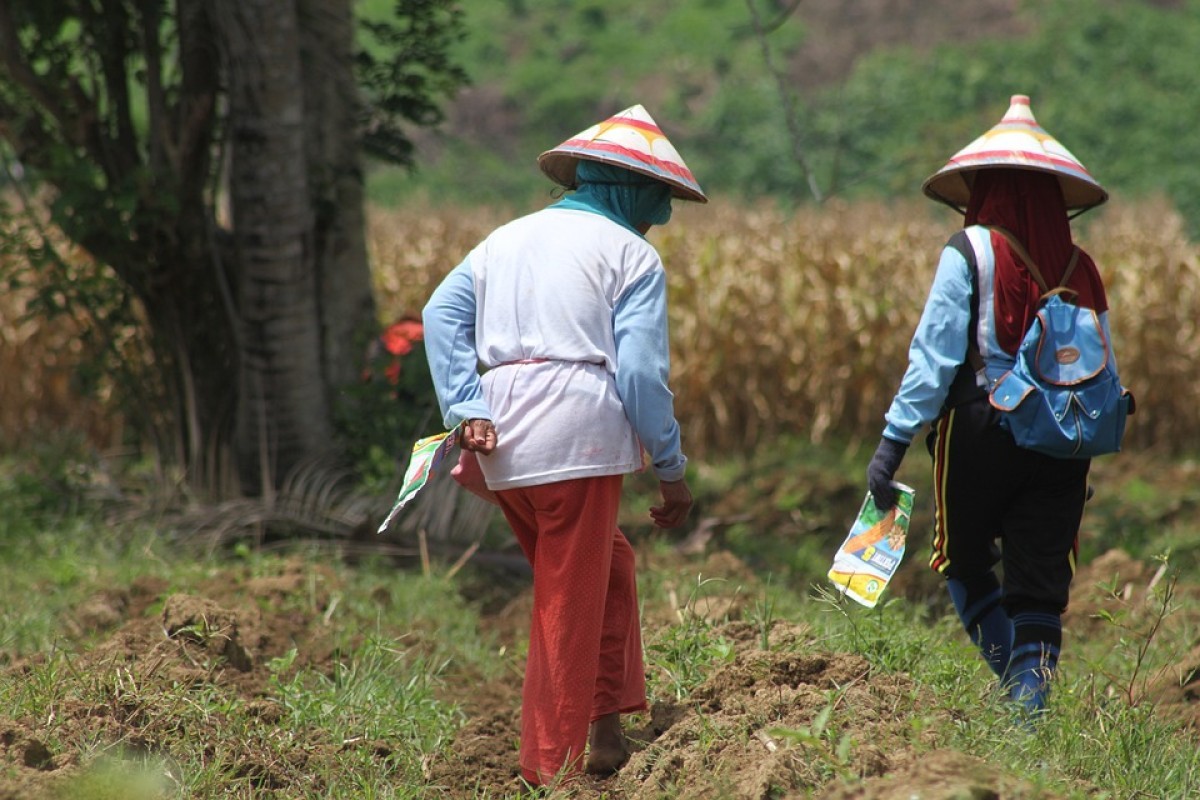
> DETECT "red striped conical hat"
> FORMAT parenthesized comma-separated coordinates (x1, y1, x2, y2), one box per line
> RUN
(538, 104, 707, 203)
(923, 95, 1107, 214)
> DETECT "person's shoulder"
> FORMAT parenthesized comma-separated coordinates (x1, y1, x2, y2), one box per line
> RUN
(942, 226, 994, 270)
(499, 206, 611, 235)
(493, 208, 551, 234)
(945, 229, 975, 259)
(546, 207, 652, 247)
(478, 208, 557, 248)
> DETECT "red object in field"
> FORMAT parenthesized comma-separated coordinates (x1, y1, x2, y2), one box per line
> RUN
(364, 317, 424, 385)
(380, 318, 424, 357)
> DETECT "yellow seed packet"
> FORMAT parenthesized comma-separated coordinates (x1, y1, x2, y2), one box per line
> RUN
(827, 482, 915, 608)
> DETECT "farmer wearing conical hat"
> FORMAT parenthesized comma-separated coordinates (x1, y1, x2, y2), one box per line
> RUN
(423, 105, 705, 787)
(866, 95, 1128, 714)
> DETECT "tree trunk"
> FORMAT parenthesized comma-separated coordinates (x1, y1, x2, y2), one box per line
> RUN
(0, 0, 388, 497)
(216, 0, 335, 492)
(298, 0, 376, 390)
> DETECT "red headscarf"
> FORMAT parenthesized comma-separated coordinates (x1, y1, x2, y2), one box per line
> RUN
(963, 169, 1108, 353)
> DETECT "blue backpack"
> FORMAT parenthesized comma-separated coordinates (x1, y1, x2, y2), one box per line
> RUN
(983, 229, 1132, 459)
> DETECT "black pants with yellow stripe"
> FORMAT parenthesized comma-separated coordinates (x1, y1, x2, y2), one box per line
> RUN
(927, 397, 1090, 615)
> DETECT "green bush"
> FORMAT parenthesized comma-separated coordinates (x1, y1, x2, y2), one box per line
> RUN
(334, 320, 442, 492)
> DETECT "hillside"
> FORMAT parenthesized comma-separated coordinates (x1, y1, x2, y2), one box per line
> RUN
(779, 0, 1026, 90)
(439, 0, 1032, 141)
(376, 0, 1200, 228)
(401, 0, 1031, 198)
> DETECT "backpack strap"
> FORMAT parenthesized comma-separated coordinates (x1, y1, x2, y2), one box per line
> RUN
(943, 230, 987, 407)
(987, 226, 1080, 299)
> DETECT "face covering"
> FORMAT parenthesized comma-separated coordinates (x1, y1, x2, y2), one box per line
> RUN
(551, 160, 673, 234)
(965, 168, 1107, 352)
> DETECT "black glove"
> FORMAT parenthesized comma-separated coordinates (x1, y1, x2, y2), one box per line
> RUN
(867, 437, 909, 510)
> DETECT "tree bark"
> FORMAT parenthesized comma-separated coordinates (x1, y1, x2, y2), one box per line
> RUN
(298, 0, 376, 391)
(216, 0, 335, 492)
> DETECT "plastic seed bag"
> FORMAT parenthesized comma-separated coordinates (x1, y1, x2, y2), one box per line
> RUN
(827, 482, 915, 608)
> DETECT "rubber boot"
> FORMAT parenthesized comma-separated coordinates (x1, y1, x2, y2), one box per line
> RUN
(1003, 610, 1062, 714)
(947, 573, 1013, 677)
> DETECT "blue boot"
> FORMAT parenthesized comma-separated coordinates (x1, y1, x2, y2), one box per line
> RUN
(1003, 611, 1062, 714)
(947, 574, 1013, 678)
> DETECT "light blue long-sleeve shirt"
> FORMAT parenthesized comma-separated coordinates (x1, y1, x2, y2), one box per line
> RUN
(882, 241, 976, 444)
(882, 226, 1118, 444)
(422, 260, 491, 427)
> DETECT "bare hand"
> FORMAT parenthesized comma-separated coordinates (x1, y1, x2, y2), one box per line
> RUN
(459, 419, 497, 455)
(650, 478, 692, 529)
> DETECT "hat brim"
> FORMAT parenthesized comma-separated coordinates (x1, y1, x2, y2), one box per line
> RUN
(538, 149, 709, 204)
(923, 164, 1109, 215)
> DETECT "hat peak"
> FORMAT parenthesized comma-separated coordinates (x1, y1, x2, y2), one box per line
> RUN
(1002, 94, 1036, 124)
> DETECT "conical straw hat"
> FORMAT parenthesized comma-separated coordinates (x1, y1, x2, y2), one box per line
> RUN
(923, 94, 1107, 214)
(538, 104, 707, 203)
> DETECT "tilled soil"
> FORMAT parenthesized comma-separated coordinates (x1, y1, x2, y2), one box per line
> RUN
(1, 545, 1197, 799)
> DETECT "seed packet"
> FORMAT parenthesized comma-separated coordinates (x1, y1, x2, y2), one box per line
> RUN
(827, 482, 915, 608)
(377, 428, 459, 534)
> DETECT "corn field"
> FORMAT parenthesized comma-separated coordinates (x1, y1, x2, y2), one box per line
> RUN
(4, 197, 1197, 460)
(0, 224, 128, 452)
(370, 196, 1199, 460)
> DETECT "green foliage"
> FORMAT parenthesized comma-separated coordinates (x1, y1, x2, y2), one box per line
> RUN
(813, 584, 946, 675)
(0, 450, 183, 652)
(377, 0, 1200, 233)
(0, 493, 494, 797)
(369, 0, 806, 206)
(1080, 554, 1183, 707)
(811, 557, 1200, 799)
(48, 755, 173, 800)
(818, 0, 1200, 220)
(769, 701, 857, 784)
(267, 637, 464, 776)
(0, 1, 159, 253)
(645, 577, 739, 700)
(0, 0, 471, 490)
(333, 325, 442, 491)
(0, 168, 157, 451)
(4, 439, 1200, 797)
(0, 436, 92, 522)
(1078, 460, 1200, 572)
(357, 0, 471, 166)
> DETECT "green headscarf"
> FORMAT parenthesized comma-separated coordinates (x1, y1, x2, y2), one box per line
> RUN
(550, 160, 673, 236)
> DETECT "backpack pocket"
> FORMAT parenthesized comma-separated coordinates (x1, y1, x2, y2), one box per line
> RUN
(989, 367, 1129, 458)
(1069, 376, 1131, 456)
(989, 370, 1035, 414)
(1031, 301, 1109, 386)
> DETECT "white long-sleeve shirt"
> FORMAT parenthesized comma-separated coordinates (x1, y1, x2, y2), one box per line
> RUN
(422, 206, 687, 490)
